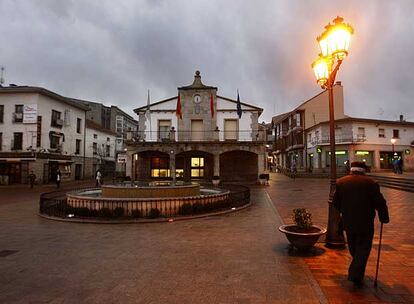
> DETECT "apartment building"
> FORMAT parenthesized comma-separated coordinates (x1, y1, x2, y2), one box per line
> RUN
(272, 83, 414, 172)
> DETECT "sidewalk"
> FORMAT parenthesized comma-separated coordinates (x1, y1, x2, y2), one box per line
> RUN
(266, 173, 414, 303)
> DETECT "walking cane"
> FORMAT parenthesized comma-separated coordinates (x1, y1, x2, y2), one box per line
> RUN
(374, 223, 384, 288)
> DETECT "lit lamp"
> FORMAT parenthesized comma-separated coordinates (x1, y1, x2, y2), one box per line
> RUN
(311, 16, 354, 248)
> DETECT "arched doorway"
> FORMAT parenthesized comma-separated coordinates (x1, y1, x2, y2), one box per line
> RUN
(135, 151, 170, 181)
(220, 150, 258, 182)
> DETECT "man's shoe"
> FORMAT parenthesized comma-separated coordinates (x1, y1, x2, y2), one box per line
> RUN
(352, 279, 364, 288)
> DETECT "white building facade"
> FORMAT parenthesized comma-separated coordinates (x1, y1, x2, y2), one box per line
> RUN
(0, 86, 89, 184)
(126, 71, 266, 182)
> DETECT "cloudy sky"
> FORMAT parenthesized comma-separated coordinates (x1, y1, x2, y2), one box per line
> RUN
(1, 0, 413, 122)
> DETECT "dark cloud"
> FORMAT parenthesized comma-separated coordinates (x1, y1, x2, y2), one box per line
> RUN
(1, 0, 413, 122)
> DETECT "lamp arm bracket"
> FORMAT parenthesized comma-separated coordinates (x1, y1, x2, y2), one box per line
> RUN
(329, 59, 343, 87)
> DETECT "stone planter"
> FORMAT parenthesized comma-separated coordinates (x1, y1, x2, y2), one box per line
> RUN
(278, 225, 327, 251)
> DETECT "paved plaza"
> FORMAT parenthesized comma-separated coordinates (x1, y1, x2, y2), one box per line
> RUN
(1, 175, 413, 303)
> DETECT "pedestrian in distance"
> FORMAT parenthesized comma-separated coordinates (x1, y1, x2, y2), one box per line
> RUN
(333, 161, 389, 287)
(95, 169, 102, 187)
(28, 171, 36, 189)
(345, 160, 350, 175)
(56, 169, 62, 188)
(290, 160, 297, 180)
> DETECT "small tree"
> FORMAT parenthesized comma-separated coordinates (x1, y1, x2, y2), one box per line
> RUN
(292, 208, 313, 230)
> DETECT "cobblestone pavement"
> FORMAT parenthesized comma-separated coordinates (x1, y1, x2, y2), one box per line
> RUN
(0, 183, 327, 303)
(266, 173, 414, 304)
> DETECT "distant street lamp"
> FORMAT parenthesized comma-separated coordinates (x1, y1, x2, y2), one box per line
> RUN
(311, 16, 354, 248)
(390, 137, 396, 154)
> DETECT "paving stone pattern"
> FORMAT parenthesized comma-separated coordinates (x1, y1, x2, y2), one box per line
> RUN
(266, 173, 414, 304)
(0, 183, 325, 304)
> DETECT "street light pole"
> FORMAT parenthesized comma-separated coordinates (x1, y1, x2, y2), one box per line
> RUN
(325, 61, 346, 248)
(311, 16, 354, 248)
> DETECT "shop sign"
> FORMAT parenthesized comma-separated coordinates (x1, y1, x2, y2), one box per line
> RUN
(117, 154, 127, 163)
(23, 104, 37, 123)
(317, 147, 322, 153)
(355, 151, 370, 156)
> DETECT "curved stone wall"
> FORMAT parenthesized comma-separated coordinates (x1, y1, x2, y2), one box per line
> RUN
(101, 183, 200, 198)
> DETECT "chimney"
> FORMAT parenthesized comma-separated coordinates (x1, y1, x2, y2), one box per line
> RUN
(400, 114, 404, 122)
(335, 81, 342, 86)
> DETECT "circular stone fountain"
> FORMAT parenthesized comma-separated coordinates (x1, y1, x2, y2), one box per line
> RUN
(63, 181, 237, 219)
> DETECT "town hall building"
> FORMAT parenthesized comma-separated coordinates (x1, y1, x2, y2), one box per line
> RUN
(125, 71, 266, 182)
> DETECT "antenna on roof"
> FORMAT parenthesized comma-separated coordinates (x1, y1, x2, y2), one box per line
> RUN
(0, 66, 5, 85)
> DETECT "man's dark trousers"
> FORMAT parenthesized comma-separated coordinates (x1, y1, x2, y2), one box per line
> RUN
(346, 230, 374, 281)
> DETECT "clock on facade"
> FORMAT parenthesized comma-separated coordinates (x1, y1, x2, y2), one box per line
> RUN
(193, 94, 202, 104)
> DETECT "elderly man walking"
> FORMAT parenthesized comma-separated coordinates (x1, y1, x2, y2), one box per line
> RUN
(333, 162, 389, 287)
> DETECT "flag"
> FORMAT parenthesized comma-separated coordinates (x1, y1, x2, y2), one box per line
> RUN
(176, 93, 182, 119)
(210, 92, 214, 118)
(236, 90, 242, 119)
(145, 89, 152, 139)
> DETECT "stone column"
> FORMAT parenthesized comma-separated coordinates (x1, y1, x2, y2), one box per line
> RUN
(125, 152, 132, 178)
(348, 145, 355, 163)
(169, 151, 176, 182)
(258, 152, 265, 175)
(213, 153, 220, 177)
(373, 149, 381, 171)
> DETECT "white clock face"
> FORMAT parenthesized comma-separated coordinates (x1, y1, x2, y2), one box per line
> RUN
(193, 94, 201, 104)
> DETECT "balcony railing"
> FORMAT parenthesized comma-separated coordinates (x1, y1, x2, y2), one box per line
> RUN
(309, 135, 367, 146)
(126, 130, 267, 143)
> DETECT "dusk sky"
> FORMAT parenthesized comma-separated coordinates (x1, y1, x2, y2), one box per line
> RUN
(1, 0, 413, 123)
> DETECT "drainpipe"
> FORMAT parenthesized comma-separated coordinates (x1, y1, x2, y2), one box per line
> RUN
(83, 110, 87, 179)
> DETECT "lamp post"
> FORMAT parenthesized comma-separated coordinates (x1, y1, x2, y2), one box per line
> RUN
(312, 16, 354, 248)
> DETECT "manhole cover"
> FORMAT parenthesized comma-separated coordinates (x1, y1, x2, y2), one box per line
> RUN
(0, 250, 19, 257)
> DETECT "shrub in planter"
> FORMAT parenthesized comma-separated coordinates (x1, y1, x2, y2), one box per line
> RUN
(148, 208, 161, 219)
(75, 207, 91, 217)
(179, 203, 193, 215)
(113, 207, 125, 217)
(278, 208, 326, 251)
(98, 208, 112, 218)
(212, 175, 220, 186)
(131, 209, 142, 218)
(192, 202, 204, 214)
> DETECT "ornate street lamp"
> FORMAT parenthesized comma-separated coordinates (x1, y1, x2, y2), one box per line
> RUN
(311, 16, 354, 248)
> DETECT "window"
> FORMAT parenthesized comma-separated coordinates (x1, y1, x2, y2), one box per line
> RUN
(378, 128, 385, 138)
(0, 133, 2, 151)
(393, 129, 399, 138)
(295, 113, 301, 127)
(93, 142, 97, 155)
(191, 120, 204, 141)
(107, 137, 110, 142)
(158, 120, 171, 140)
(76, 118, 82, 134)
(12, 132, 23, 150)
(75, 139, 81, 155)
(50, 134, 60, 149)
(191, 157, 204, 178)
(151, 157, 170, 177)
(357, 127, 365, 137)
(14, 105, 23, 123)
(308, 133, 312, 143)
(224, 119, 238, 140)
(116, 115, 124, 133)
(51, 110, 62, 127)
(106, 145, 110, 157)
(93, 134, 98, 139)
(0, 105, 4, 123)
(315, 130, 320, 141)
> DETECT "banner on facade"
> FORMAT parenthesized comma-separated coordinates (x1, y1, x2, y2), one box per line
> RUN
(23, 104, 37, 123)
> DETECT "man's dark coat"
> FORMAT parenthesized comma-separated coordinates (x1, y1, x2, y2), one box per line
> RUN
(333, 174, 389, 233)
